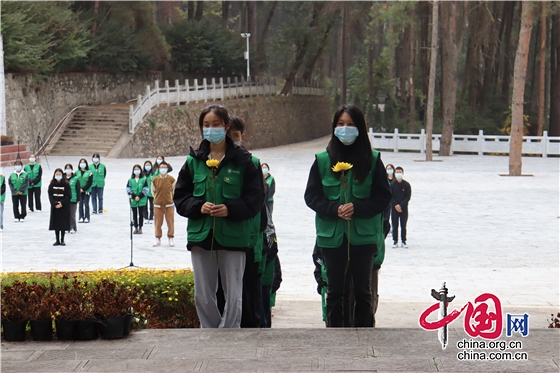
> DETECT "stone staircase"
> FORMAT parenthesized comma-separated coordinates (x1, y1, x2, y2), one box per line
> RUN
(0, 144, 33, 168)
(48, 105, 129, 157)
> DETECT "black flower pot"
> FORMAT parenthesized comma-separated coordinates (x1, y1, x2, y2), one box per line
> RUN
(75, 319, 98, 340)
(123, 313, 132, 336)
(97, 317, 124, 340)
(55, 320, 76, 340)
(2, 320, 28, 341)
(30, 320, 53, 341)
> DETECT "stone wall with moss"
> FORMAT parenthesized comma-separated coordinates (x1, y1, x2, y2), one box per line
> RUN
(130, 95, 332, 158)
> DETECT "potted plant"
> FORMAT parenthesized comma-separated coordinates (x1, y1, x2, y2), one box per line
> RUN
(53, 277, 83, 340)
(90, 280, 136, 339)
(1, 281, 30, 341)
(28, 282, 56, 341)
(0, 135, 14, 146)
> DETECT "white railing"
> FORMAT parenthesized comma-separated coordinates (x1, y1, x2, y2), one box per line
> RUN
(368, 128, 560, 157)
(129, 77, 325, 133)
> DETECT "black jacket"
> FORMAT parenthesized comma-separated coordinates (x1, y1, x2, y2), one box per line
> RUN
(390, 179, 411, 209)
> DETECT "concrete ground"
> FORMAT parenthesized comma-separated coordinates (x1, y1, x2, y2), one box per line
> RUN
(1, 136, 559, 371)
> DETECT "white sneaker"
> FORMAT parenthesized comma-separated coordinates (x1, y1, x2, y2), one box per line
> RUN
(19, 218, 24, 223)
(84, 218, 89, 223)
(169, 238, 174, 247)
(78, 218, 84, 223)
(0, 228, 3, 232)
(401, 242, 408, 248)
(70, 229, 76, 234)
(392, 242, 398, 248)
(153, 238, 161, 247)
(14, 218, 19, 222)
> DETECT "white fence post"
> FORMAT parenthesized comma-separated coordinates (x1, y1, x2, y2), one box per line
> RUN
(165, 80, 170, 107)
(394, 128, 399, 153)
(146, 85, 151, 114)
(194, 79, 199, 102)
(219, 77, 224, 101)
(420, 128, 425, 154)
(235, 77, 239, 98)
(543, 130, 548, 158)
(203, 78, 208, 103)
(450, 132, 454, 155)
(175, 80, 180, 105)
(129, 104, 134, 133)
(155, 80, 160, 107)
(226, 77, 231, 99)
(478, 130, 484, 156)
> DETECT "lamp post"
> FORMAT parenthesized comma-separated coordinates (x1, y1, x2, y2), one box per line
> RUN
(0, 32, 6, 136)
(241, 33, 251, 81)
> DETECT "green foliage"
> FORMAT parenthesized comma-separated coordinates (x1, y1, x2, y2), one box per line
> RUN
(1, 1, 91, 76)
(164, 17, 245, 74)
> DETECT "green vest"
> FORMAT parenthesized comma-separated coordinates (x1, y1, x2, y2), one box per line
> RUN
(265, 175, 274, 201)
(89, 163, 106, 188)
(249, 155, 263, 262)
(146, 173, 155, 198)
(24, 163, 42, 188)
(314, 150, 383, 249)
(76, 169, 93, 193)
(186, 156, 250, 248)
(68, 175, 79, 203)
(0, 175, 5, 203)
(9, 172, 29, 196)
(128, 177, 148, 207)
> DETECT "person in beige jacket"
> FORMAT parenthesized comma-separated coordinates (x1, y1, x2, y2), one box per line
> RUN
(151, 162, 176, 247)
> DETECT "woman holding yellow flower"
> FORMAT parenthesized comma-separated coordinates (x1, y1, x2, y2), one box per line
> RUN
(304, 104, 392, 327)
(174, 105, 265, 328)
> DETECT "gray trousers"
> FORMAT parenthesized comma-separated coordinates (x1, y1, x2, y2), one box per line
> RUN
(69, 203, 78, 231)
(191, 247, 246, 328)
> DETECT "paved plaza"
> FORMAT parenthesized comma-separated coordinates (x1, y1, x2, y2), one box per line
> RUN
(1, 136, 559, 329)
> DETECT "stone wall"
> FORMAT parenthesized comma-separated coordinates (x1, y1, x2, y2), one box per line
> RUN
(5, 72, 161, 149)
(130, 95, 332, 158)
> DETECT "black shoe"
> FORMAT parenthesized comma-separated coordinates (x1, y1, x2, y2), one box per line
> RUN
(60, 242, 66, 246)
(133, 228, 139, 234)
(92, 211, 97, 214)
(138, 228, 143, 234)
(53, 241, 61, 246)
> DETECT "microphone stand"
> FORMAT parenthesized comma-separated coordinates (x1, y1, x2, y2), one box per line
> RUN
(121, 206, 140, 269)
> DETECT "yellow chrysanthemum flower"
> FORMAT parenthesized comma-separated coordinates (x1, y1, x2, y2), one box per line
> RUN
(331, 162, 353, 173)
(206, 159, 220, 168)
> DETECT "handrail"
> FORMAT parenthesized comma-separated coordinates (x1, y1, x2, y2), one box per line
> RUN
(37, 105, 86, 155)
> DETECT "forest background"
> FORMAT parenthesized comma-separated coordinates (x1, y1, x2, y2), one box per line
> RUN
(2, 1, 559, 144)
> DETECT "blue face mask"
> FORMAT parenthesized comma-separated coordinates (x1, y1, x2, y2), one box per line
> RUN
(29, 158, 35, 163)
(65, 169, 73, 175)
(203, 128, 226, 144)
(92, 158, 100, 163)
(156, 159, 163, 165)
(145, 165, 152, 171)
(15, 165, 22, 172)
(159, 168, 168, 175)
(334, 126, 359, 146)
(262, 168, 269, 175)
(80, 163, 86, 169)
(134, 170, 141, 176)
(387, 169, 394, 175)
(395, 173, 403, 180)
(55, 175, 63, 181)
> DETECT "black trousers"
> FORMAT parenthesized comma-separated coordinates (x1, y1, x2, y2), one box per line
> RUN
(261, 285, 272, 328)
(143, 197, 154, 220)
(55, 230, 66, 243)
(240, 249, 263, 328)
(131, 206, 146, 228)
(391, 207, 408, 243)
(321, 237, 376, 327)
(27, 187, 41, 211)
(12, 195, 27, 219)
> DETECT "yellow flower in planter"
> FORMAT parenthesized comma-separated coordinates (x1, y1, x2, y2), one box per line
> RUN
(331, 162, 353, 173)
(206, 159, 220, 168)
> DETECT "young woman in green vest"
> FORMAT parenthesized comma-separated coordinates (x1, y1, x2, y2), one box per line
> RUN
(304, 104, 392, 328)
(174, 104, 265, 328)
(8, 160, 30, 222)
(126, 164, 148, 234)
(24, 154, 42, 212)
(154, 155, 173, 174)
(64, 164, 80, 234)
(76, 158, 93, 223)
(142, 160, 155, 224)
(48, 168, 71, 246)
(261, 163, 275, 214)
(0, 170, 6, 231)
(89, 153, 106, 214)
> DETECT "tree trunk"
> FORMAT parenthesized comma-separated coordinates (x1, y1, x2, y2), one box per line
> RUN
(550, 11, 560, 136)
(341, 3, 348, 104)
(439, 1, 459, 156)
(426, 0, 439, 161)
(509, 1, 533, 176)
(408, 8, 416, 133)
(501, 1, 516, 104)
(222, 1, 229, 26)
(399, 25, 410, 123)
(480, 1, 502, 113)
(302, 14, 337, 81)
(255, 1, 278, 76)
(537, 2, 546, 136)
(92, 1, 100, 37)
(419, 1, 431, 97)
(188, 1, 194, 20)
(195, 1, 204, 21)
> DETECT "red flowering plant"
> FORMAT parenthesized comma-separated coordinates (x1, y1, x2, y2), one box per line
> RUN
(53, 276, 87, 321)
(27, 282, 57, 321)
(90, 279, 137, 320)
(1, 281, 30, 322)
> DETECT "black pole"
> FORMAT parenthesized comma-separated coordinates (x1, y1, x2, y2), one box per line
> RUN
(121, 206, 139, 269)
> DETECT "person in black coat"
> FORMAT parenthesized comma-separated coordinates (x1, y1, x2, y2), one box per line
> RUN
(48, 168, 71, 246)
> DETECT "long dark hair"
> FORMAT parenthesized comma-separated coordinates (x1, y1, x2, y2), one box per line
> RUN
(78, 158, 88, 170)
(131, 164, 143, 178)
(198, 104, 230, 133)
(143, 160, 153, 176)
(326, 104, 373, 182)
(51, 168, 69, 185)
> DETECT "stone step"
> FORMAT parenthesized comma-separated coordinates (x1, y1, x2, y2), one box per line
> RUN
(63, 127, 126, 133)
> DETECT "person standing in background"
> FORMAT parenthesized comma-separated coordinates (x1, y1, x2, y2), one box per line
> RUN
(48, 168, 71, 246)
(9, 160, 29, 222)
(151, 162, 176, 247)
(127, 164, 148, 234)
(143, 160, 155, 224)
(89, 153, 106, 215)
(0, 170, 5, 231)
(64, 164, 80, 234)
(24, 154, 42, 212)
(262, 163, 275, 214)
(76, 159, 93, 223)
(391, 166, 412, 248)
